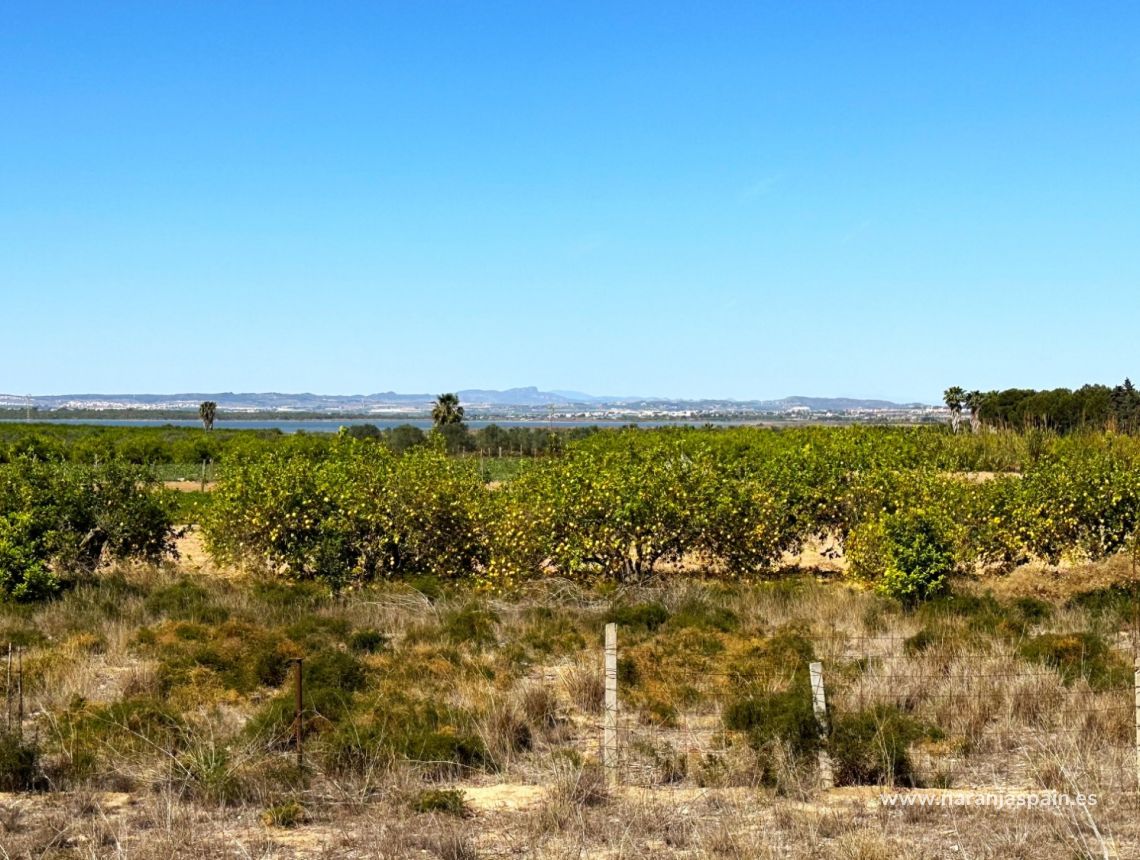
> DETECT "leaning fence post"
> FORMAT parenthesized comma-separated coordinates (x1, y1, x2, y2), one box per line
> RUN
(603, 622, 618, 787)
(809, 661, 834, 790)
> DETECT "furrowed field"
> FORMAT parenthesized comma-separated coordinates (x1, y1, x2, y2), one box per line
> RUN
(2, 423, 1140, 858)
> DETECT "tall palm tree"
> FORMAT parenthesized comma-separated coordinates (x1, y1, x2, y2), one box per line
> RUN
(432, 393, 464, 427)
(943, 387, 965, 434)
(963, 390, 985, 433)
(198, 401, 217, 431)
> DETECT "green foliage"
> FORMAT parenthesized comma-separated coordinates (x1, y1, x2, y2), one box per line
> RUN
(916, 591, 1041, 640)
(1067, 583, 1140, 625)
(304, 650, 367, 693)
(203, 440, 490, 587)
(829, 705, 935, 786)
(974, 381, 1139, 434)
(140, 620, 300, 699)
(848, 512, 954, 605)
(724, 679, 821, 785)
(431, 393, 465, 428)
(321, 694, 490, 777)
(144, 580, 230, 623)
(1019, 632, 1131, 691)
(348, 628, 389, 654)
(261, 799, 308, 827)
(16, 421, 1139, 593)
(438, 604, 499, 648)
(0, 459, 176, 600)
(492, 435, 798, 582)
(412, 788, 469, 816)
(0, 730, 41, 791)
(1014, 446, 1140, 562)
(666, 599, 740, 632)
(0, 513, 58, 601)
(605, 602, 669, 632)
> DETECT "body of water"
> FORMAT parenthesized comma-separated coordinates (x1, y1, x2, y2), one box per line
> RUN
(0, 417, 769, 433)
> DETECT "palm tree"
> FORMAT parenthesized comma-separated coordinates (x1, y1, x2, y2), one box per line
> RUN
(432, 393, 464, 428)
(198, 401, 217, 431)
(963, 390, 985, 433)
(943, 387, 965, 434)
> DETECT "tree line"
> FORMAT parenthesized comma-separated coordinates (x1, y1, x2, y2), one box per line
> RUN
(943, 379, 1140, 434)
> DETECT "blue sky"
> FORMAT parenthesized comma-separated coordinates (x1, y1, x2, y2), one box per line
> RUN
(2, 2, 1137, 402)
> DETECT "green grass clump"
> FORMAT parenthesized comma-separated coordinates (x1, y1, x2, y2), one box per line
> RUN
(250, 579, 330, 612)
(1019, 632, 1131, 690)
(349, 628, 389, 654)
(283, 615, 351, 650)
(246, 650, 368, 746)
(178, 741, 251, 805)
(0, 730, 41, 791)
(412, 788, 469, 816)
(606, 602, 669, 633)
(405, 574, 447, 601)
(261, 799, 308, 827)
(438, 604, 499, 648)
(144, 580, 229, 624)
(322, 693, 490, 777)
(51, 696, 186, 785)
(1011, 596, 1053, 624)
(829, 705, 936, 787)
(515, 606, 588, 658)
(143, 620, 299, 698)
(918, 591, 1031, 640)
(665, 599, 739, 633)
(0, 623, 46, 649)
(1067, 583, 1140, 625)
(724, 684, 819, 759)
(903, 625, 969, 656)
(726, 626, 815, 684)
(304, 650, 367, 692)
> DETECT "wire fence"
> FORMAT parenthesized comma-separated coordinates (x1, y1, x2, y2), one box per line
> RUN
(600, 627, 1138, 794)
(3, 625, 1137, 799)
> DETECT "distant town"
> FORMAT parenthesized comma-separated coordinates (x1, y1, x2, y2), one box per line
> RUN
(0, 388, 946, 425)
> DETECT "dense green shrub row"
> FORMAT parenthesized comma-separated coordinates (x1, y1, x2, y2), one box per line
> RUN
(0, 421, 590, 465)
(6, 425, 1140, 604)
(198, 427, 1140, 602)
(203, 442, 490, 587)
(0, 460, 177, 600)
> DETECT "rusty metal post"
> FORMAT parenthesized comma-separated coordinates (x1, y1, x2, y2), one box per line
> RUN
(5, 644, 11, 733)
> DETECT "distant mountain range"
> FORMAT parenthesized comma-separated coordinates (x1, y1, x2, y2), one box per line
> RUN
(0, 388, 932, 414)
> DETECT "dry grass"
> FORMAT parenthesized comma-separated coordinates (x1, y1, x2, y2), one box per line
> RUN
(0, 556, 1138, 856)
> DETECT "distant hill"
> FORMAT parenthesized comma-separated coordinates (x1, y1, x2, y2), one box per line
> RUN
(0, 390, 930, 413)
(765, 396, 928, 411)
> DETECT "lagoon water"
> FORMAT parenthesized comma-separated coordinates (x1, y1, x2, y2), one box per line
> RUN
(0, 417, 750, 433)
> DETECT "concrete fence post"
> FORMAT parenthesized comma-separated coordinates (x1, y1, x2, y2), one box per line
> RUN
(1133, 651, 1140, 791)
(604, 623, 618, 787)
(809, 660, 834, 790)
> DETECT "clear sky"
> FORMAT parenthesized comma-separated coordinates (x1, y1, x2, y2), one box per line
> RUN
(2, 2, 1137, 402)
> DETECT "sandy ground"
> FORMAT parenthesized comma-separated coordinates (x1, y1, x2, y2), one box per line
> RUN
(164, 480, 217, 492)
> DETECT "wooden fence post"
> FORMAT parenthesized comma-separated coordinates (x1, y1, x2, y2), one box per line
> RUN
(604, 623, 618, 787)
(1134, 651, 1140, 792)
(809, 661, 834, 790)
